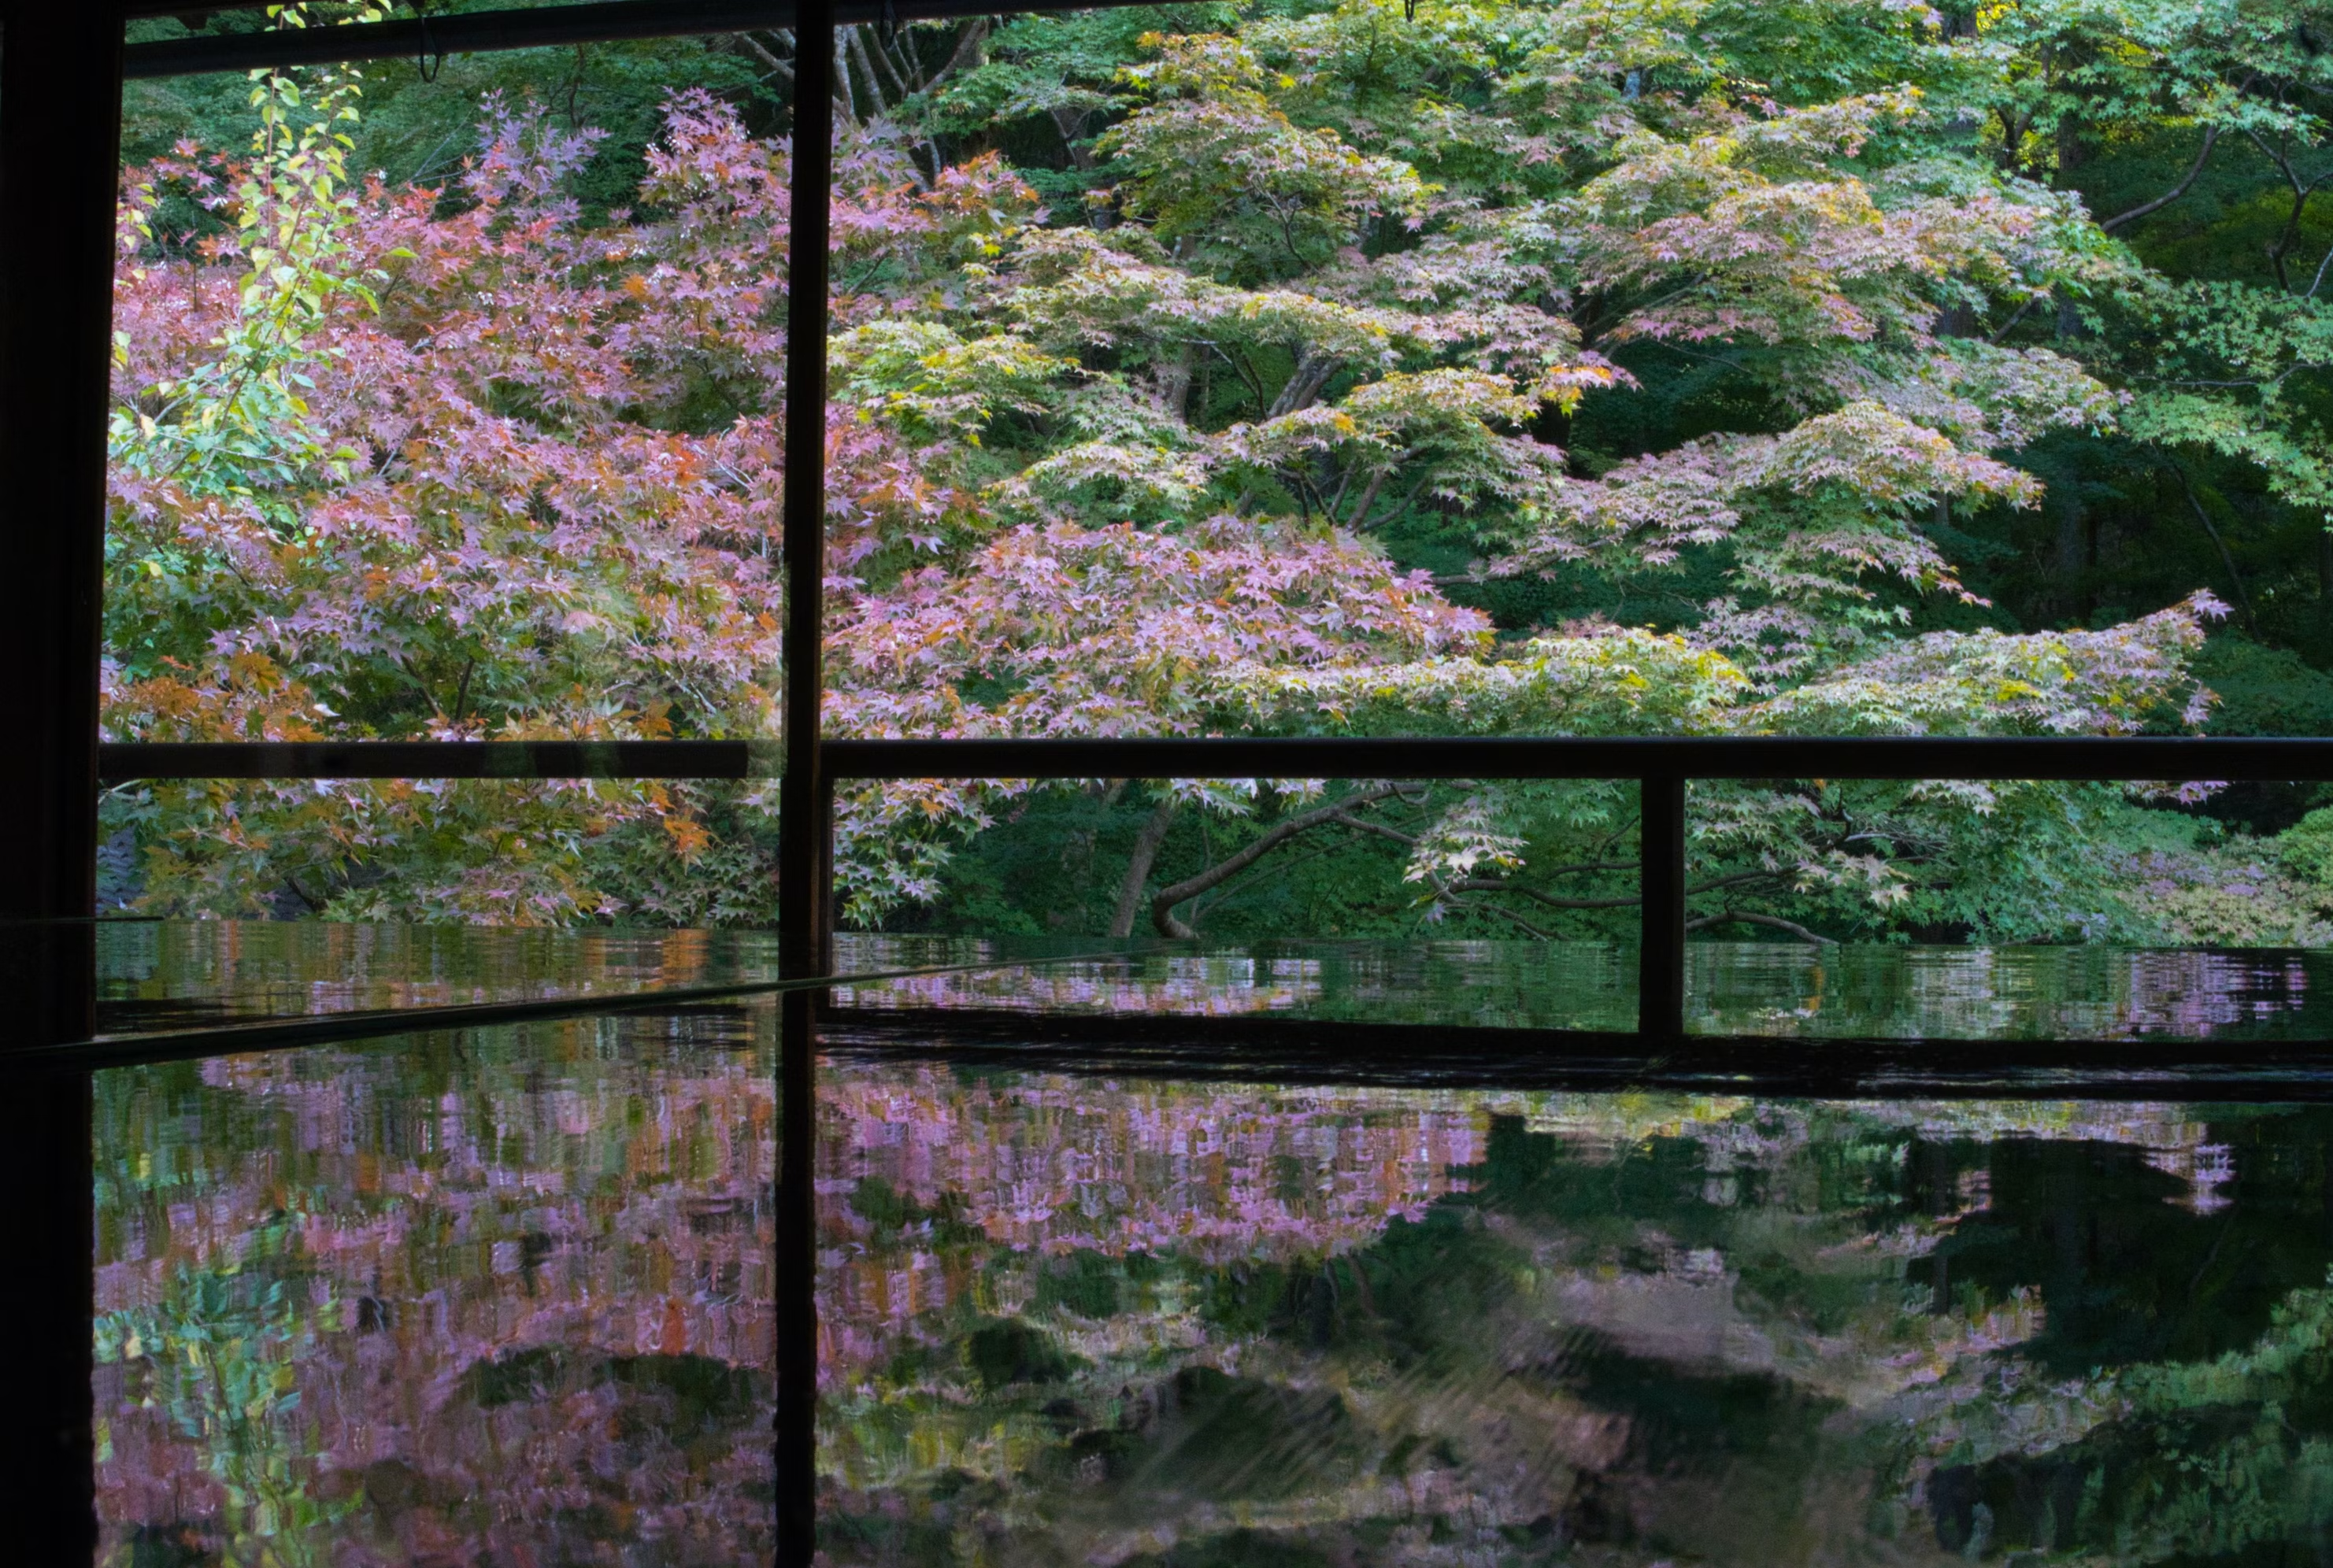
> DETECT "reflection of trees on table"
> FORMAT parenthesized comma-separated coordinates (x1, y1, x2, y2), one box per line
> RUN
(91, 1008, 2333, 1564)
(831, 938, 2333, 1041)
(820, 1071, 2333, 1567)
(94, 1012, 778, 1566)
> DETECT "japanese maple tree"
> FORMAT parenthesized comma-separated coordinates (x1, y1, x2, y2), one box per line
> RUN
(102, 0, 2333, 943)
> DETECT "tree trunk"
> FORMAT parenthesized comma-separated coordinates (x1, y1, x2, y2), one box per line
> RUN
(2054, 503, 2087, 619)
(1152, 346, 1194, 423)
(1109, 797, 1177, 938)
(937, 19, 989, 84)
(2055, 108, 2085, 183)
(1050, 105, 1097, 170)
(1266, 349, 1339, 419)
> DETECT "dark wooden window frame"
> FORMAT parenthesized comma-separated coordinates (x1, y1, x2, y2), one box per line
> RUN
(8, 2, 2333, 1557)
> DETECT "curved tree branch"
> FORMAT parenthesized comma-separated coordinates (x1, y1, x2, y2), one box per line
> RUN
(1451, 868, 1775, 911)
(1331, 810, 1417, 845)
(1686, 909, 1835, 945)
(1453, 897, 1557, 939)
(1453, 878, 1639, 910)
(1266, 349, 1341, 419)
(2101, 124, 2219, 232)
(1152, 783, 1404, 937)
(2173, 463, 2258, 635)
(848, 24, 909, 111)
(735, 30, 794, 83)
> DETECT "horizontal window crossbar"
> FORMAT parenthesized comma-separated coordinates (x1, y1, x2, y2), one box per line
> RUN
(99, 739, 776, 782)
(122, 0, 1163, 80)
(95, 734, 2333, 782)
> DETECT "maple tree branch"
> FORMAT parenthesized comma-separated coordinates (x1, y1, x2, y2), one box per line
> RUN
(1218, 346, 1269, 414)
(2307, 238, 2333, 298)
(832, 28, 858, 120)
(1266, 349, 1341, 419)
(1331, 810, 1416, 845)
(281, 870, 328, 915)
(1451, 867, 1774, 910)
(1686, 909, 1835, 945)
(1358, 475, 1431, 531)
(935, 18, 990, 88)
(1341, 467, 1387, 531)
(1153, 784, 1404, 937)
(1190, 805, 1435, 919)
(1453, 877, 1637, 909)
(1987, 293, 2045, 345)
(849, 24, 910, 111)
(2173, 463, 2258, 636)
(1454, 896, 1557, 939)
(2241, 128, 2333, 290)
(735, 31, 794, 83)
(2101, 124, 2220, 232)
(450, 656, 476, 727)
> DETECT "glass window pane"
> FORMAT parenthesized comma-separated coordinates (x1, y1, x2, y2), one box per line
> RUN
(102, 2, 2333, 984)
(108, 28, 792, 923)
(801, 2, 2333, 965)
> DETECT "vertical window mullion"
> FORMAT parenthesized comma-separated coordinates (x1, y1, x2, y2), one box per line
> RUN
(776, 4, 836, 1562)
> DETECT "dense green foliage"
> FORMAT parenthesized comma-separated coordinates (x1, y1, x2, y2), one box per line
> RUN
(100, 0, 2333, 943)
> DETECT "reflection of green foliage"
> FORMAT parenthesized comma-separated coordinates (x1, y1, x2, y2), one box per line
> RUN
(820, 1507, 965, 1568)
(964, 1319, 1082, 1390)
(844, 1087, 2333, 1562)
(124, 1522, 217, 1568)
(1041, 1366, 1364, 1504)
(848, 1174, 919, 1230)
(1123, 1526, 1335, 1568)
(813, 1074, 2333, 1565)
(1916, 1128, 2333, 1374)
(607, 1354, 761, 1446)
(1123, 1367, 1361, 1502)
(466, 1345, 564, 1408)
(98, 1261, 350, 1568)
(1931, 1408, 2333, 1562)
(1544, 1326, 1838, 1472)
(461, 1345, 766, 1447)
(848, 1176, 986, 1247)
(1928, 1281, 2333, 1561)
(1035, 1249, 1124, 1319)
(1735, 1251, 1890, 1336)
(1896, 1122, 2333, 1562)
(1468, 1112, 1745, 1252)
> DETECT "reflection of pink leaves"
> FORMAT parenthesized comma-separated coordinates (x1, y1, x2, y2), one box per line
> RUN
(97, 1040, 779, 1557)
(818, 1063, 1483, 1376)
